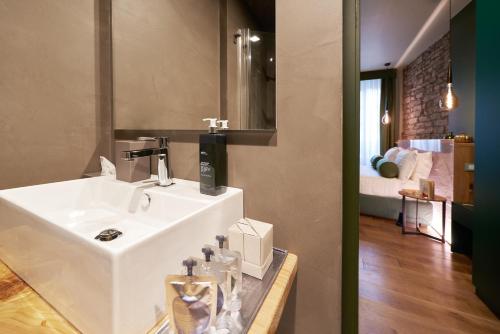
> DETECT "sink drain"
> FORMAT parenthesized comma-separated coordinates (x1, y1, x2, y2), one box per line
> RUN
(95, 229, 122, 241)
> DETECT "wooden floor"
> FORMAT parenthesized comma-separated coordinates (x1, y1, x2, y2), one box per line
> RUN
(359, 215, 500, 334)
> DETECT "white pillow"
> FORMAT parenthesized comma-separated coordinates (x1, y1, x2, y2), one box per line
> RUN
(394, 149, 418, 181)
(411, 151, 433, 181)
(384, 147, 400, 162)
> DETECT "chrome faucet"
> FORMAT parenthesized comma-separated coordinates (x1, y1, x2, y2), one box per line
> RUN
(121, 137, 174, 187)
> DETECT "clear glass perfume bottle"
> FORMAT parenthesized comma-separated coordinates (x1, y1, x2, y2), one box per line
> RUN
(205, 235, 243, 312)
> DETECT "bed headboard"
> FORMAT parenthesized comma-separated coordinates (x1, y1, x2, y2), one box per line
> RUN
(397, 139, 454, 201)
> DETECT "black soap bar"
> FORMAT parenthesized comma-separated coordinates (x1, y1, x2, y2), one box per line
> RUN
(199, 133, 227, 195)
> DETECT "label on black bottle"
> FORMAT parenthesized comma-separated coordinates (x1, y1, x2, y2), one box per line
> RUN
(200, 146, 215, 193)
(200, 161, 213, 179)
(199, 139, 227, 195)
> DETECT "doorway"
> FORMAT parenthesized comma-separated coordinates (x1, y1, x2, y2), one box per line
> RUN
(348, 0, 500, 332)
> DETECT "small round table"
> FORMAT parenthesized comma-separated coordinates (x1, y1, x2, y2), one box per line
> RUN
(398, 189, 446, 243)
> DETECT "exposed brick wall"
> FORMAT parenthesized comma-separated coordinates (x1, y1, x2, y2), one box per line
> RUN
(402, 33, 450, 139)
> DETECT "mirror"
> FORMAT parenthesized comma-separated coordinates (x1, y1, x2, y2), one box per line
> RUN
(112, 0, 276, 131)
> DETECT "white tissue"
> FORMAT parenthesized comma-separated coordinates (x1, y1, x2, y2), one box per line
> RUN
(100, 156, 116, 176)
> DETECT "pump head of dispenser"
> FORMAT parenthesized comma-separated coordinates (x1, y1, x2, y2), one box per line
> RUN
(203, 118, 218, 133)
(217, 120, 229, 130)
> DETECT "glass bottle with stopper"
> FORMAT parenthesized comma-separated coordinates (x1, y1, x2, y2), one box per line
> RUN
(205, 235, 242, 312)
(195, 247, 231, 315)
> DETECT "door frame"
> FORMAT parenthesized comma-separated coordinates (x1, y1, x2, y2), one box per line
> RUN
(342, 0, 360, 332)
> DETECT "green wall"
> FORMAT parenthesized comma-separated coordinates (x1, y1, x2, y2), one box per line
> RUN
(449, 1, 475, 136)
(473, 0, 500, 317)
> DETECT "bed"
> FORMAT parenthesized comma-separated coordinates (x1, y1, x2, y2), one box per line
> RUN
(359, 139, 455, 225)
(360, 165, 419, 198)
(359, 165, 434, 225)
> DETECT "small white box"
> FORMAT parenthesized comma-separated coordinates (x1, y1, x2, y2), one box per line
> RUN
(241, 249, 273, 279)
(228, 218, 273, 279)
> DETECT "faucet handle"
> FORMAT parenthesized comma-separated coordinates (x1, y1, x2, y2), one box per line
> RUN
(137, 137, 156, 141)
(155, 137, 169, 148)
(136, 136, 168, 148)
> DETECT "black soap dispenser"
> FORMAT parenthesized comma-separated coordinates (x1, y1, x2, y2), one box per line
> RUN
(199, 118, 228, 195)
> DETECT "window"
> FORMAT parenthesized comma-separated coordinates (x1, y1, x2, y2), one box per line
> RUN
(360, 79, 382, 165)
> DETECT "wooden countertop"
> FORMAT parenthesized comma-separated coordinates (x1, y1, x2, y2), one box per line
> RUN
(0, 254, 297, 334)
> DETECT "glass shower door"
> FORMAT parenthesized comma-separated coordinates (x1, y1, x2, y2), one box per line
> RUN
(236, 28, 276, 130)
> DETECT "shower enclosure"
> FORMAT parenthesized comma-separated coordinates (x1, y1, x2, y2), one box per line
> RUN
(235, 28, 276, 130)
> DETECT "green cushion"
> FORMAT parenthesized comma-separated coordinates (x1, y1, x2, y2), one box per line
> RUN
(370, 155, 383, 169)
(376, 158, 399, 178)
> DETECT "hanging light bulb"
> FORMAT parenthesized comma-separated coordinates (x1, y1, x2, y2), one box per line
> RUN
(381, 62, 391, 125)
(439, 0, 459, 111)
(439, 64, 459, 110)
(381, 109, 391, 125)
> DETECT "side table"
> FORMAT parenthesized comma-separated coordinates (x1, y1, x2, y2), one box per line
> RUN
(398, 189, 446, 243)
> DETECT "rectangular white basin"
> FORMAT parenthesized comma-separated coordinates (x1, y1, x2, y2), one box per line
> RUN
(0, 176, 243, 334)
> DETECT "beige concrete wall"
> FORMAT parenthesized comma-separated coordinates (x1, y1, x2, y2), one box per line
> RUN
(112, 0, 220, 130)
(167, 1, 344, 331)
(0, 0, 112, 189)
(1, 0, 342, 331)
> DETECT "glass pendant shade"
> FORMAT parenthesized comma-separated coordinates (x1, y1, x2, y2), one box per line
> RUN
(381, 109, 390, 125)
(439, 82, 459, 111)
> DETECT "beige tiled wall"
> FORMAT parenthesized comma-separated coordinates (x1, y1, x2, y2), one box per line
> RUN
(168, 1, 344, 331)
(0, 0, 112, 189)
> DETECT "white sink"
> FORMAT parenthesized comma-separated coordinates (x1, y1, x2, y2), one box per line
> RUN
(0, 176, 243, 334)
